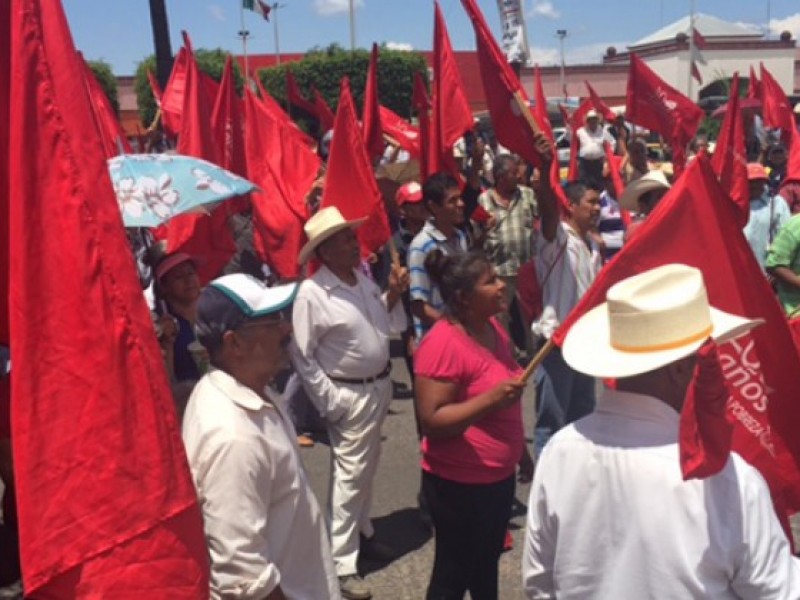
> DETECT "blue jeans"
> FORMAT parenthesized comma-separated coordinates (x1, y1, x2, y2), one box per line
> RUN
(534, 345, 596, 455)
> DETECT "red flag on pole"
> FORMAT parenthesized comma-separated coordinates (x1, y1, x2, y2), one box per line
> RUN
(285, 69, 318, 116)
(534, 65, 570, 212)
(709, 73, 749, 227)
(564, 98, 593, 181)
(362, 43, 385, 161)
(312, 85, 335, 134)
(147, 69, 163, 105)
(432, 1, 474, 177)
(625, 53, 704, 176)
(759, 63, 795, 144)
(164, 32, 236, 284)
(321, 78, 391, 255)
(7, 1, 209, 595)
(412, 71, 433, 182)
(160, 47, 188, 136)
(244, 87, 319, 279)
(379, 105, 421, 158)
(585, 80, 615, 122)
(747, 65, 761, 101)
(554, 156, 800, 529)
(0, 1, 9, 349)
(459, 0, 543, 167)
(255, 76, 315, 148)
(79, 52, 133, 157)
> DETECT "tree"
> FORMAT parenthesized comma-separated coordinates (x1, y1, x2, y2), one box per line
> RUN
(87, 60, 119, 115)
(134, 49, 245, 127)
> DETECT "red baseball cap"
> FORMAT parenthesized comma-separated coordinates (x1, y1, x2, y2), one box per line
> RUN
(746, 163, 768, 182)
(395, 181, 423, 206)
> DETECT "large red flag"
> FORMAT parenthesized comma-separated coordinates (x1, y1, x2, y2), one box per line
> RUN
(321, 78, 391, 255)
(212, 55, 249, 215)
(164, 33, 236, 284)
(759, 63, 795, 144)
(312, 85, 335, 134)
(412, 71, 433, 182)
(585, 80, 615, 122)
(79, 53, 132, 158)
(362, 43, 385, 161)
(565, 98, 593, 181)
(533, 66, 570, 212)
(159, 46, 188, 136)
(625, 54, 704, 175)
(379, 105, 421, 158)
(460, 0, 543, 168)
(285, 69, 318, 116)
(432, 1, 474, 177)
(0, 1, 9, 348)
(244, 88, 318, 279)
(255, 76, 315, 148)
(747, 65, 761, 101)
(8, 0, 208, 595)
(554, 156, 800, 528)
(709, 73, 749, 227)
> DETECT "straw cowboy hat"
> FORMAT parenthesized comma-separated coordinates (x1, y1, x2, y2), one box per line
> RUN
(562, 264, 762, 379)
(298, 206, 366, 264)
(619, 169, 671, 212)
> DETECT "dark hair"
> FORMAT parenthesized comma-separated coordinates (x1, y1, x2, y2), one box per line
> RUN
(424, 249, 491, 316)
(491, 153, 518, 183)
(563, 180, 600, 205)
(422, 172, 460, 206)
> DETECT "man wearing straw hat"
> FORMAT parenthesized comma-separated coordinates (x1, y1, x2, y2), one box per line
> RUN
(522, 264, 800, 598)
(291, 206, 409, 600)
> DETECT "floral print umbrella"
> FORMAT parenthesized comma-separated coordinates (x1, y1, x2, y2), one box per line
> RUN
(108, 153, 257, 227)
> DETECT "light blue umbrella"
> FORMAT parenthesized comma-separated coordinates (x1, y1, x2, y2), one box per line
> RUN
(108, 153, 257, 227)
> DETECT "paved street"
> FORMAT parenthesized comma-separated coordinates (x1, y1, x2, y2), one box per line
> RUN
(296, 342, 537, 599)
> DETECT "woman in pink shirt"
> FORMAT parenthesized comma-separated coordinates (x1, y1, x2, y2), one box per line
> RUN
(414, 249, 534, 600)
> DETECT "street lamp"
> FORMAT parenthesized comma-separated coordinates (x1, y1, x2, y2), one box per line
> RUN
(556, 29, 567, 99)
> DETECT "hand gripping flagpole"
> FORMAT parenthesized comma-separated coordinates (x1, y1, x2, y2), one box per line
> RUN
(518, 338, 555, 384)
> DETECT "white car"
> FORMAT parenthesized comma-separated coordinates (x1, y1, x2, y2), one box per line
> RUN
(552, 127, 571, 165)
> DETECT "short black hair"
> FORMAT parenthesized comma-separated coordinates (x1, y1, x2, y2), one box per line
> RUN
(422, 172, 460, 206)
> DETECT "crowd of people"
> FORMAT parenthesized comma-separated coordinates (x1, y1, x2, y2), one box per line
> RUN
(4, 98, 800, 600)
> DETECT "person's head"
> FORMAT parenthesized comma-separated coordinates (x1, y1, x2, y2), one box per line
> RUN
(424, 249, 505, 323)
(298, 206, 364, 270)
(747, 163, 769, 200)
(629, 139, 647, 167)
(561, 264, 762, 411)
(155, 252, 200, 307)
(395, 181, 429, 226)
(767, 144, 787, 169)
(195, 275, 298, 389)
(492, 154, 521, 194)
(585, 109, 600, 131)
(690, 135, 708, 156)
(423, 172, 464, 230)
(619, 169, 671, 215)
(564, 180, 601, 234)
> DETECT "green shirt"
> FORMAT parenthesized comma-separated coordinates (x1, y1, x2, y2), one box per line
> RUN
(765, 213, 800, 314)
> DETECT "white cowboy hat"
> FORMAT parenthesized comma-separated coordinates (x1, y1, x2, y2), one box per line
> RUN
(619, 169, 671, 212)
(562, 264, 763, 379)
(298, 206, 366, 264)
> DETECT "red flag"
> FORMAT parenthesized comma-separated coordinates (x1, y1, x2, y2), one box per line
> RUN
(362, 43, 384, 161)
(147, 69, 163, 105)
(312, 85, 335, 134)
(255, 76, 315, 148)
(160, 46, 188, 136)
(565, 98, 593, 181)
(8, 0, 208, 595)
(692, 28, 708, 50)
(164, 32, 236, 284)
(585, 80, 615, 122)
(460, 0, 543, 168)
(759, 63, 795, 143)
(79, 52, 132, 158)
(554, 156, 800, 528)
(786, 128, 800, 185)
(709, 73, 749, 227)
(379, 105, 421, 158)
(0, 1, 9, 348)
(747, 65, 761, 101)
(690, 29, 707, 85)
(412, 71, 432, 181)
(321, 78, 391, 255)
(625, 53, 704, 175)
(534, 65, 570, 212)
(432, 1, 474, 177)
(244, 88, 319, 279)
(285, 69, 317, 116)
(691, 61, 703, 85)
(212, 55, 249, 215)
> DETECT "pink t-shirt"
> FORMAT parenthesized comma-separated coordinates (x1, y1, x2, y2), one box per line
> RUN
(414, 318, 524, 484)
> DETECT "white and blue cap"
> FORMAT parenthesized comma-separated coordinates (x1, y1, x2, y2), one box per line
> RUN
(195, 274, 298, 352)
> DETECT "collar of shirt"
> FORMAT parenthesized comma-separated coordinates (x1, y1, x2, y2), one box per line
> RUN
(423, 220, 458, 242)
(749, 192, 773, 209)
(488, 187, 520, 210)
(206, 369, 274, 412)
(597, 388, 679, 429)
(314, 264, 365, 293)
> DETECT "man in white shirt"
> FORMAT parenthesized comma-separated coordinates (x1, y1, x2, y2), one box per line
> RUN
(575, 109, 615, 184)
(183, 274, 340, 600)
(291, 207, 409, 600)
(523, 264, 800, 599)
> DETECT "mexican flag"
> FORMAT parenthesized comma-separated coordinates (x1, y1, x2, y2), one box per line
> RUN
(243, 0, 271, 20)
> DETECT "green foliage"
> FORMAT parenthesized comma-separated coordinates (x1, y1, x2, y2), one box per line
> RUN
(133, 49, 244, 128)
(87, 60, 119, 115)
(698, 116, 721, 141)
(258, 45, 428, 136)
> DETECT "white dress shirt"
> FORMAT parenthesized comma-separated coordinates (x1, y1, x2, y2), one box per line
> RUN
(576, 125, 615, 160)
(182, 370, 340, 600)
(291, 265, 406, 419)
(523, 388, 800, 600)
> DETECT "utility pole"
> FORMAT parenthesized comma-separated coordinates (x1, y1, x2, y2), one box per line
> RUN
(148, 0, 174, 89)
(349, 0, 356, 51)
(687, 0, 696, 99)
(556, 29, 567, 99)
(273, 3, 286, 65)
(238, 9, 250, 80)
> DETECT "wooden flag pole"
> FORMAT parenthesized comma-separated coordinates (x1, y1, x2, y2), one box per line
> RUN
(518, 338, 555, 384)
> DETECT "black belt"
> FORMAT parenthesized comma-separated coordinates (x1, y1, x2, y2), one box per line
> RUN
(327, 362, 392, 385)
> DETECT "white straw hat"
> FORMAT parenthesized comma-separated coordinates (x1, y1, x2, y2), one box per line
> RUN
(298, 206, 366, 264)
(619, 169, 671, 212)
(562, 264, 763, 379)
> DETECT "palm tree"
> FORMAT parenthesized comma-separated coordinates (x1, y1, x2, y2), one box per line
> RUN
(148, 0, 173, 89)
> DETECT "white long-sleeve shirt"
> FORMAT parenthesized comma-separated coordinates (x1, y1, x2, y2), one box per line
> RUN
(182, 370, 340, 600)
(523, 388, 800, 600)
(291, 265, 406, 420)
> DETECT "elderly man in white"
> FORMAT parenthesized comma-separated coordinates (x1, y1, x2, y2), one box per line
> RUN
(291, 207, 409, 600)
(523, 264, 800, 599)
(182, 274, 340, 600)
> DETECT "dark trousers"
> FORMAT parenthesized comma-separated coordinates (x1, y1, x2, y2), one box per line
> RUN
(578, 157, 604, 184)
(422, 471, 515, 600)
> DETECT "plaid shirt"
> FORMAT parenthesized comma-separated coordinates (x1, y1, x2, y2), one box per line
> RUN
(478, 185, 538, 277)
